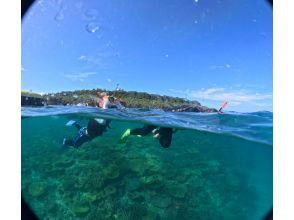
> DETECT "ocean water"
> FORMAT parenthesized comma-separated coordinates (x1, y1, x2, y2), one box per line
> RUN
(21, 106, 273, 220)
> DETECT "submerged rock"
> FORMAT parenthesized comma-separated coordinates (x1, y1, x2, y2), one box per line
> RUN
(140, 174, 163, 186)
(128, 191, 145, 203)
(53, 155, 74, 168)
(81, 192, 97, 203)
(142, 210, 158, 220)
(103, 164, 120, 179)
(166, 183, 188, 199)
(103, 185, 117, 197)
(72, 203, 90, 214)
(145, 156, 162, 172)
(206, 160, 220, 172)
(128, 158, 146, 173)
(28, 182, 46, 197)
(226, 173, 240, 187)
(125, 177, 141, 191)
(152, 195, 172, 208)
(90, 175, 104, 189)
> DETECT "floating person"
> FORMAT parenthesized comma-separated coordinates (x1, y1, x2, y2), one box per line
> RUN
(119, 124, 174, 148)
(63, 118, 110, 148)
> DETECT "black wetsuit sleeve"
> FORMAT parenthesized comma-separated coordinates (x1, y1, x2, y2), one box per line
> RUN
(130, 125, 157, 136)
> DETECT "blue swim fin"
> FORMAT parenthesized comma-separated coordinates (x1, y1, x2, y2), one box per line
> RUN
(66, 120, 76, 126)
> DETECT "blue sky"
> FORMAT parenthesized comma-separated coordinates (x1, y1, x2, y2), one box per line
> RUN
(22, 0, 272, 112)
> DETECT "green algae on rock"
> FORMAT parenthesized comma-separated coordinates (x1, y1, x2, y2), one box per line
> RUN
(103, 164, 120, 179)
(103, 185, 117, 197)
(72, 203, 90, 214)
(53, 155, 74, 168)
(28, 182, 46, 197)
(128, 158, 146, 173)
(81, 192, 97, 203)
(151, 195, 172, 208)
(140, 174, 164, 186)
(125, 177, 141, 191)
(166, 183, 188, 199)
(145, 156, 162, 172)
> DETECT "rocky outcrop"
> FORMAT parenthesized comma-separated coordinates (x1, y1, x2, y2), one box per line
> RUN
(164, 104, 218, 113)
(21, 95, 46, 106)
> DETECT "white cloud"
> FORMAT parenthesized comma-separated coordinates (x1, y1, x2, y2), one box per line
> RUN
(78, 55, 86, 60)
(189, 87, 272, 103)
(168, 87, 272, 111)
(78, 51, 118, 66)
(107, 78, 112, 83)
(64, 72, 96, 82)
(210, 64, 231, 70)
(78, 55, 103, 66)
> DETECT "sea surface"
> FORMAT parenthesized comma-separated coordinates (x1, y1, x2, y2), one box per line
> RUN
(21, 106, 273, 220)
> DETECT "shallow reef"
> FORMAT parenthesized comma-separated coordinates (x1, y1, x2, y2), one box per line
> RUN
(22, 118, 272, 220)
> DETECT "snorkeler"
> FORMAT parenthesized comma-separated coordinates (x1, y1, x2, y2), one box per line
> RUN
(63, 92, 126, 148)
(97, 92, 124, 110)
(119, 125, 174, 148)
(63, 118, 110, 148)
(63, 92, 120, 148)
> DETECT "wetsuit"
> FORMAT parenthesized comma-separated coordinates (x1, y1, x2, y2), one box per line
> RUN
(129, 125, 173, 148)
(130, 125, 157, 136)
(64, 126, 91, 148)
(64, 119, 109, 148)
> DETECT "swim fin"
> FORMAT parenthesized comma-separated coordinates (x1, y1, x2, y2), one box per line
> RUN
(94, 118, 106, 125)
(66, 120, 76, 126)
(119, 129, 131, 143)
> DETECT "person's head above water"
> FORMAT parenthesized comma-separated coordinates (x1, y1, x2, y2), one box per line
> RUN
(97, 92, 108, 99)
(97, 92, 108, 108)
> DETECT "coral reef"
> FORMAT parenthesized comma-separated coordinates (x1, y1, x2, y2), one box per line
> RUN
(21, 116, 271, 220)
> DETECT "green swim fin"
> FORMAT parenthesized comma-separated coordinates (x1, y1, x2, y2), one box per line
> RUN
(119, 129, 131, 143)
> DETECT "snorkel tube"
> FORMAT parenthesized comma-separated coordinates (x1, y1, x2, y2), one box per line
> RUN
(218, 101, 228, 113)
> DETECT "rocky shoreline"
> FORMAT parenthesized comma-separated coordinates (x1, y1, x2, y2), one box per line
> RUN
(21, 89, 217, 113)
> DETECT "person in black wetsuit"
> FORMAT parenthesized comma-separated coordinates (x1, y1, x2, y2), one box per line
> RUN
(63, 92, 124, 148)
(119, 124, 174, 148)
(63, 118, 110, 148)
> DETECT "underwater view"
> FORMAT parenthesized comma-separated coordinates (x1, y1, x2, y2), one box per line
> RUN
(21, 106, 272, 220)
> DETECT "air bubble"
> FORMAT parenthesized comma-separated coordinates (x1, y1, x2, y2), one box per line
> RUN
(54, 12, 64, 21)
(86, 22, 100, 33)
